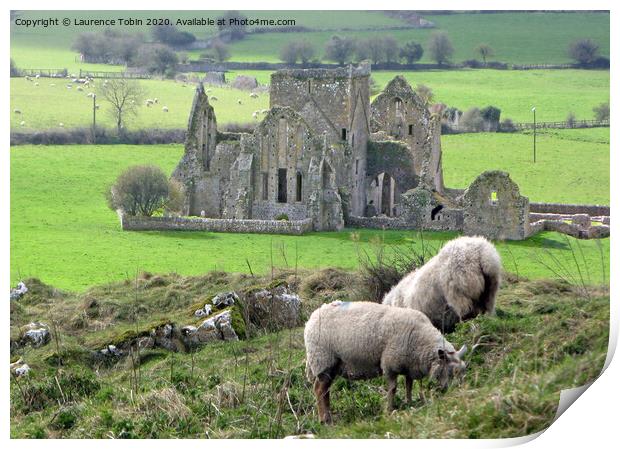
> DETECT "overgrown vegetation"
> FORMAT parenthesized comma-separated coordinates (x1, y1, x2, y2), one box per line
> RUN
(10, 260, 610, 438)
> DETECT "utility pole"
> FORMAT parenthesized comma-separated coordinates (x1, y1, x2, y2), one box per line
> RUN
(531, 106, 536, 163)
(92, 93, 97, 144)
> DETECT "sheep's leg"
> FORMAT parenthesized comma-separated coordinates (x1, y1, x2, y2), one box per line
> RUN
(405, 376, 413, 404)
(418, 381, 427, 404)
(385, 372, 398, 412)
(314, 374, 333, 424)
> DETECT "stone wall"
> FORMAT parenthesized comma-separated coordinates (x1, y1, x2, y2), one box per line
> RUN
(121, 215, 313, 235)
(530, 202, 610, 216)
(252, 202, 309, 221)
(462, 171, 529, 240)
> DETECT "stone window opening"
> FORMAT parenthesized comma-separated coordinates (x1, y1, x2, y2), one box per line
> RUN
(277, 168, 288, 203)
(352, 133, 355, 147)
(341, 128, 347, 141)
(262, 173, 268, 201)
(490, 190, 498, 205)
(408, 124, 414, 135)
(307, 80, 311, 94)
(296, 171, 303, 202)
(431, 205, 444, 221)
(395, 97, 402, 112)
(355, 159, 359, 175)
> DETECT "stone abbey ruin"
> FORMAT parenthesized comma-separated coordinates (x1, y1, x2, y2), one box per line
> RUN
(123, 63, 609, 240)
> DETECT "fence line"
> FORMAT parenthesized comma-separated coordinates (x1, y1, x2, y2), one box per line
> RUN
(16, 68, 68, 78)
(79, 69, 151, 79)
(513, 119, 609, 130)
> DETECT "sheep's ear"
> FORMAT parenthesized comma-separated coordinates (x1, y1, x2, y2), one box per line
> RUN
(437, 349, 447, 360)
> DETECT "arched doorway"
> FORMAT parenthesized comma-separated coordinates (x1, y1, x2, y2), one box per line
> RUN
(368, 172, 396, 217)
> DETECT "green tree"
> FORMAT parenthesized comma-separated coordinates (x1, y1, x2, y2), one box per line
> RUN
(427, 31, 454, 65)
(400, 41, 424, 64)
(107, 165, 170, 217)
(325, 35, 356, 66)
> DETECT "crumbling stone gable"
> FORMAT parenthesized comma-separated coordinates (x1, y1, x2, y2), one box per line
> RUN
(462, 171, 530, 240)
(370, 76, 443, 192)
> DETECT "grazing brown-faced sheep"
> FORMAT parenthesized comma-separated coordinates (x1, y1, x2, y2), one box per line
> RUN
(305, 301, 467, 423)
(383, 236, 501, 333)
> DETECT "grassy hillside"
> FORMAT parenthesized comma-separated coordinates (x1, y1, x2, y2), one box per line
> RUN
(10, 10, 405, 72)
(10, 140, 609, 291)
(442, 128, 610, 204)
(222, 12, 609, 64)
(10, 69, 609, 130)
(11, 12, 609, 71)
(9, 269, 610, 438)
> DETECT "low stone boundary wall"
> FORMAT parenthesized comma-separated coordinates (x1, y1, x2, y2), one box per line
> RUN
(121, 215, 313, 235)
(530, 202, 610, 216)
(347, 215, 409, 230)
(528, 220, 610, 239)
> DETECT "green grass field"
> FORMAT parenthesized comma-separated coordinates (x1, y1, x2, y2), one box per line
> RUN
(10, 139, 609, 291)
(10, 10, 406, 72)
(221, 12, 609, 64)
(11, 12, 609, 72)
(10, 76, 269, 130)
(10, 69, 609, 130)
(442, 128, 610, 204)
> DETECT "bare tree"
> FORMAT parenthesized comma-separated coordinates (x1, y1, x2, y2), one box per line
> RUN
(568, 39, 599, 65)
(98, 79, 145, 134)
(324, 35, 356, 66)
(475, 43, 494, 64)
(427, 31, 454, 65)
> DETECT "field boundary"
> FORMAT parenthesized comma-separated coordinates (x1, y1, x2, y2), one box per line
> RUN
(120, 214, 314, 235)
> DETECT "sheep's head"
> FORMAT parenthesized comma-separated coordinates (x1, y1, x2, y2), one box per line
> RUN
(429, 345, 467, 391)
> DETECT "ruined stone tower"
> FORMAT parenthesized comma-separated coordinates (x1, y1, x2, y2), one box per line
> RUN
(172, 64, 447, 232)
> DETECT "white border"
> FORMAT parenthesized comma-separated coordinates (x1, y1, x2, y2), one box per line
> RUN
(3, 1, 616, 447)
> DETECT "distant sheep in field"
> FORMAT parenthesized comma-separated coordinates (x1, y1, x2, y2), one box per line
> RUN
(95, 104, 100, 110)
(13, 109, 21, 114)
(145, 99, 154, 107)
(20, 121, 26, 127)
(209, 96, 218, 101)
(261, 109, 269, 114)
(25, 76, 32, 81)
(249, 92, 258, 98)
(162, 106, 169, 112)
(154, 98, 159, 104)
(383, 236, 501, 333)
(34, 82, 39, 86)
(237, 99, 242, 105)
(76, 86, 83, 91)
(66, 85, 72, 89)
(49, 83, 55, 87)
(35, 74, 40, 79)
(305, 301, 467, 423)
(59, 123, 64, 127)
(252, 111, 259, 119)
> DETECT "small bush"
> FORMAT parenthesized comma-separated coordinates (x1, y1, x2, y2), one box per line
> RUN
(566, 112, 577, 127)
(593, 102, 610, 121)
(275, 213, 289, 221)
(500, 118, 517, 132)
(568, 38, 600, 65)
(460, 107, 485, 132)
(107, 165, 169, 217)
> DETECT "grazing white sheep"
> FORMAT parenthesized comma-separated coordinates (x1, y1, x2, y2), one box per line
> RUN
(154, 98, 159, 104)
(66, 85, 72, 89)
(19, 121, 25, 127)
(49, 83, 55, 87)
(383, 236, 501, 333)
(305, 301, 467, 423)
(59, 123, 64, 127)
(95, 104, 100, 110)
(209, 96, 218, 101)
(252, 111, 259, 119)
(261, 109, 269, 114)
(35, 74, 40, 79)
(34, 82, 39, 86)
(162, 106, 169, 112)
(76, 86, 83, 91)
(249, 92, 258, 98)
(25, 75, 32, 81)
(13, 109, 21, 114)
(237, 99, 242, 105)
(145, 99, 154, 107)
